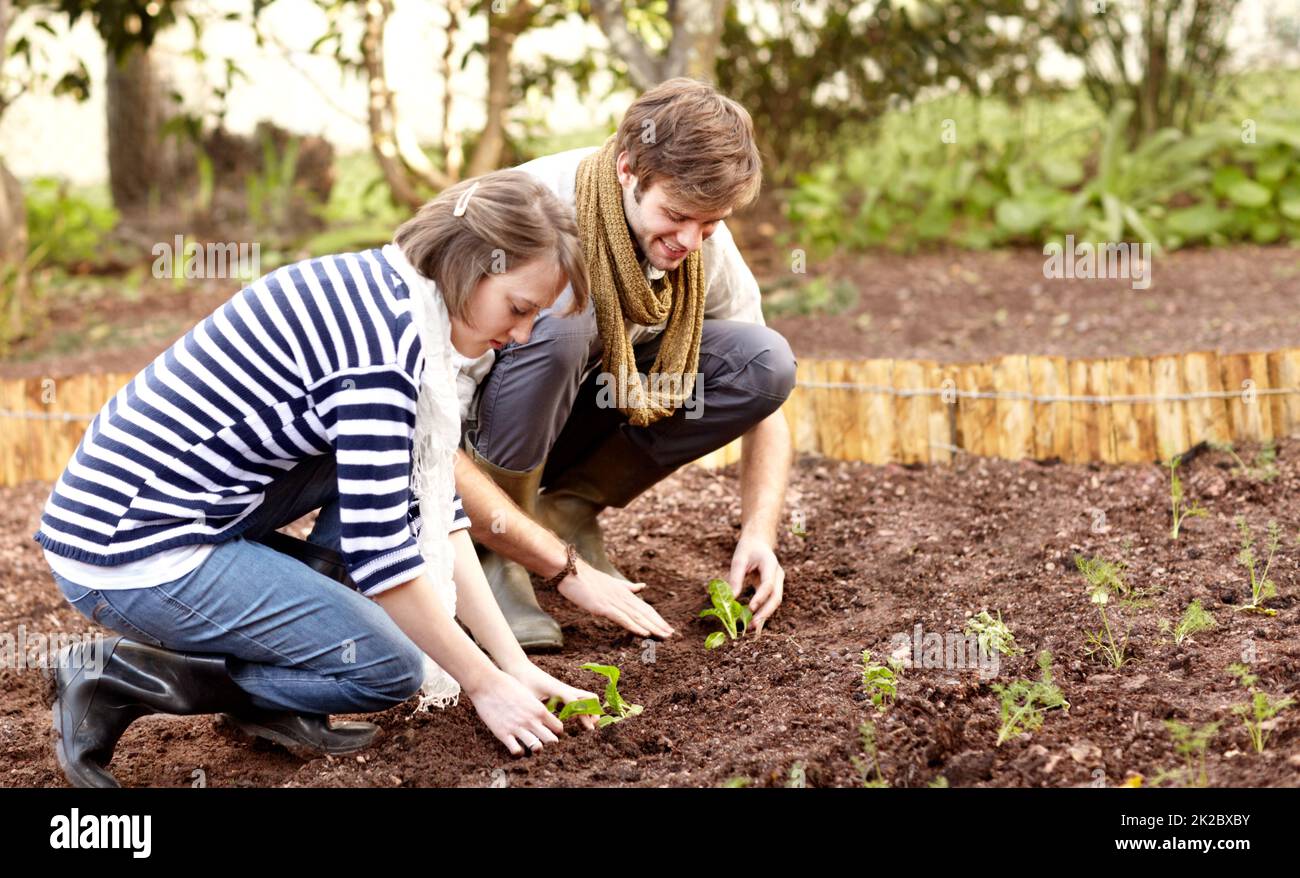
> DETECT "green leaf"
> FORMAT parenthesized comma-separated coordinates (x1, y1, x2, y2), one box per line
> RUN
(1166, 203, 1231, 239)
(705, 632, 726, 649)
(557, 698, 604, 720)
(994, 199, 1046, 235)
(1226, 179, 1272, 208)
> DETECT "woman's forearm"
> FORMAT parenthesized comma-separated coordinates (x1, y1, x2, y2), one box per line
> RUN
(372, 568, 501, 694)
(447, 528, 531, 673)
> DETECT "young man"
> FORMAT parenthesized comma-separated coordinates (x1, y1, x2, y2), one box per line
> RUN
(454, 77, 797, 649)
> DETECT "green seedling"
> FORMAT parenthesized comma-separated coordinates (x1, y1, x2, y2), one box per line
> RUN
(1228, 663, 1295, 753)
(860, 649, 902, 712)
(547, 663, 643, 728)
(1168, 599, 1217, 646)
(850, 720, 888, 788)
(1075, 555, 1130, 669)
(1233, 516, 1283, 616)
(700, 577, 753, 649)
(1160, 719, 1219, 788)
(1167, 454, 1208, 539)
(785, 762, 807, 788)
(991, 650, 1069, 746)
(965, 610, 1024, 657)
(720, 776, 751, 788)
(928, 775, 950, 788)
(1209, 440, 1279, 483)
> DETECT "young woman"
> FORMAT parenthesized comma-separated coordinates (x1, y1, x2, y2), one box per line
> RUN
(36, 170, 600, 788)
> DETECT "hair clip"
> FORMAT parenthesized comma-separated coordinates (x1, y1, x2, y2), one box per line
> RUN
(453, 181, 480, 217)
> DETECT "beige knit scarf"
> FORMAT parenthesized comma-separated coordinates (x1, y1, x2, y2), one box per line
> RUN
(575, 135, 706, 427)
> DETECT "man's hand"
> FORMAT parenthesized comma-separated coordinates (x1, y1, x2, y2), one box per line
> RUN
(726, 534, 785, 634)
(557, 559, 676, 640)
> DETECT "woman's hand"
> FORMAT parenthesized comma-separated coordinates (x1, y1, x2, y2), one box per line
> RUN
(464, 668, 567, 757)
(502, 659, 602, 732)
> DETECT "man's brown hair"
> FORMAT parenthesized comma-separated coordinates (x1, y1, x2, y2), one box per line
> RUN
(614, 77, 762, 215)
(393, 170, 588, 324)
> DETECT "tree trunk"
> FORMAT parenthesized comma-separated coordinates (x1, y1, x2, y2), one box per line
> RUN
(0, 0, 25, 269)
(467, 0, 537, 177)
(105, 43, 182, 214)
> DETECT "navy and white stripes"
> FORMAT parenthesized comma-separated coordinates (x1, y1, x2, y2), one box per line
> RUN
(34, 247, 468, 597)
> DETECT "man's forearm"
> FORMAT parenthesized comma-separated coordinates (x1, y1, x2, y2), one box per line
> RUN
(738, 408, 792, 545)
(454, 449, 569, 578)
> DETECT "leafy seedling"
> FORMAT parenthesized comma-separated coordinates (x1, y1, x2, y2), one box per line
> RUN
(991, 650, 1069, 746)
(860, 649, 902, 712)
(545, 694, 603, 722)
(1160, 719, 1219, 788)
(1169, 599, 1216, 646)
(850, 720, 888, 788)
(1166, 454, 1208, 539)
(547, 663, 643, 728)
(928, 775, 950, 788)
(700, 577, 752, 649)
(1233, 516, 1284, 615)
(785, 762, 807, 788)
(1075, 555, 1130, 668)
(1209, 440, 1279, 483)
(1227, 663, 1295, 753)
(965, 610, 1024, 657)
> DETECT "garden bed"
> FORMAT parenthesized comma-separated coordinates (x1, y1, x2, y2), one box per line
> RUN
(2, 437, 1297, 787)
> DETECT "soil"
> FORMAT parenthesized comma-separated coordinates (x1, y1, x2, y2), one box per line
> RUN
(3, 437, 1298, 787)
(3, 245, 1298, 383)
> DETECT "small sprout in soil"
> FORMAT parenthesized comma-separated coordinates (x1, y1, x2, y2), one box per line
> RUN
(928, 775, 950, 788)
(1166, 454, 1208, 539)
(720, 776, 752, 788)
(700, 577, 753, 649)
(860, 649, 902, 712)
(1233, 516, 1283, 616)
(1227, 663, 1295, 754)
(991, 650, 1069, 747)
(964, 610, 1024, 657)
(1159, 719, 1219, 788)
(1209, 440, 1279, 483)
(785, 762, 807, 788)
(1075, 555, 1131, 669)
(1169, 599, 1217, 646)
(547, 663, 643, 728)
(850, 720, 888, 788)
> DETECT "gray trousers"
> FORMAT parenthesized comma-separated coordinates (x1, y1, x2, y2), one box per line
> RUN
(462, 303, 798, 482)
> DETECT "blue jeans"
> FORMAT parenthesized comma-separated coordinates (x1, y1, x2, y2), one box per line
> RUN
(49, 453, 426, 715)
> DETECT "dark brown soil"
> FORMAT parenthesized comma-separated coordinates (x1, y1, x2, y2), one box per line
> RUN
(4, 438, 1298, 787)
(765, 245, 1300, 363)
(3, 245, 1297, 384)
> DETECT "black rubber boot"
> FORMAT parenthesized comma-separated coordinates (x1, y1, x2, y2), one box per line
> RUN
(49, 635, 377, 788)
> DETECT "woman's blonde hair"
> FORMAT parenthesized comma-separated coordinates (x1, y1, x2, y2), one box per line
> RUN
(393, 170, 589, 323)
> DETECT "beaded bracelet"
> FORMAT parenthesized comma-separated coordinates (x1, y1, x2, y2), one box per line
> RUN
(541, 543, 578, 590)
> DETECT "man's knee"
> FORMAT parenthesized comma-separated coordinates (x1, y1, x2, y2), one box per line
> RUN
(737, 326, 797, 407)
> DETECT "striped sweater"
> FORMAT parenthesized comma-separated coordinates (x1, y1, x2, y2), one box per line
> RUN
(33, 246, 468, 598)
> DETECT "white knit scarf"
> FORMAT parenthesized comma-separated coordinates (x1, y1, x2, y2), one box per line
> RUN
(383, 243, 463, 712)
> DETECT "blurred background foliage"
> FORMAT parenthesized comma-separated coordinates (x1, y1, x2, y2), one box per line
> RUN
(0, 0, 1296, 356)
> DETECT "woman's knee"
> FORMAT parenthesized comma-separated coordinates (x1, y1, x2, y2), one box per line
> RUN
(342, 633, 426, 704)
